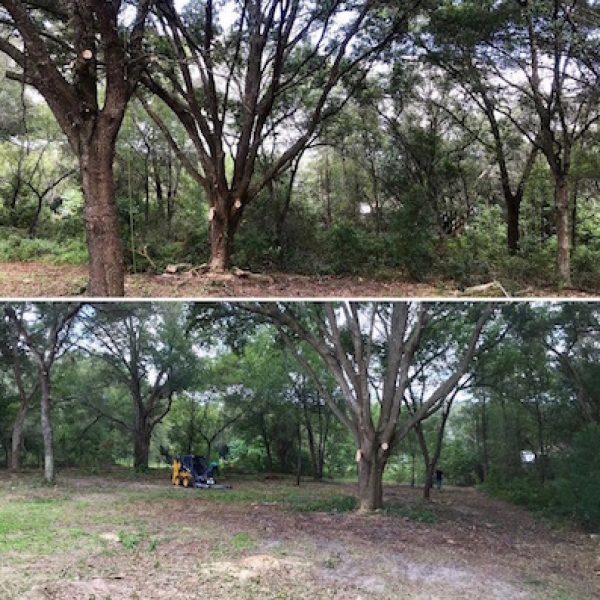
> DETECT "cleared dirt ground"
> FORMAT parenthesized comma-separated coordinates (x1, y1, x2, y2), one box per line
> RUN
(0, 469, 598, 599)
(0, 262, 596, 298)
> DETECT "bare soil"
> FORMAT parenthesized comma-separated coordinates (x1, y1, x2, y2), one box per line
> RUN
(0, 261, 595, 298)
(0, 470, 598, 599)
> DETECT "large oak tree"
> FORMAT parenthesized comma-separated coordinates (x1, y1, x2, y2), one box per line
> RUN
(241, 301, 494, 510)
(143, 0, 421, 272)
(0, 0, 152, 295)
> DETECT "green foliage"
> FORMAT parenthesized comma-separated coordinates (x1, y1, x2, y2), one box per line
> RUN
(0, 231, 87, 264)
(483, 476, 556, 512)
(289, 494, 357, 513)
(384, 503, 437, 524)
(562, 425, 600, 531)
(325, 222, 385, 275)
(229, 531, 255, 551)
(118, 530, 145, 551)
(481, 426, 600, 532)
(386, 199, 437, 280)
(444, 206, 557, 289)
(233, 229, 280, 271)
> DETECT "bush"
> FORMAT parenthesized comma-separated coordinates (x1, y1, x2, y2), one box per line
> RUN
(563, 424, 600, 531)
(290, 494, 357, 513)
(233, 229, 280, 271)
(385, 201, 437, 280)
(444, 206, 508, 286)
(325, 222, 385, 275)
(572, 246, 600, 290)
(482, 425, 600, 532)
(444, 206, 557, 290)
(0, 231, 87, 264)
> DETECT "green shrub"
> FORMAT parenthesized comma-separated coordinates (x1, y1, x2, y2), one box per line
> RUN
(564, 424, 600, 531)
(444, 206, 507, 286)
(289, 494, 357, 513)
(572, 246, 600, 290)
(385, 201, 437, 280)
(233, 229, 280, 271)
(384, 503, 437, 523)
(444, 206, 558, 289)
(0, 231, 87, 264)
(325, 223, 385, 275)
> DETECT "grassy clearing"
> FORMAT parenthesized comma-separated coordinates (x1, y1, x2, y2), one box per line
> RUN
(0, 498, 65, 553)
(0, 471, 597, 600)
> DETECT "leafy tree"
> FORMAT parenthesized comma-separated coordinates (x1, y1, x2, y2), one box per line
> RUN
(79, 303, 198, 469)
(241, 302, 494, 510)
(0, 0, 152, 294)
(143, 0, 420, 272)
(4, 302, 82, 482)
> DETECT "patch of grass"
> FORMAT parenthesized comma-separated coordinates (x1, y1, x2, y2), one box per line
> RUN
(551, 592, 579, 600)
(323, 554, 342, 569)
(0, 498, 65, 554)
(384, 503, 437, 523)
(289, 494, 357, 513)
(118, 530, 145, 550)
(230, 531, 254, 551)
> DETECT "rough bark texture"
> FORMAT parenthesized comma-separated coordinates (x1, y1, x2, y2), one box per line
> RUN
(555, 178, 571, 287)
(39, 370, 54, 483)
(80, 142, 124, 296)
(0, 0, 151, 296)
(358, 452, 386, 511)
(10, 404, 28, 471)
(133, 425, 151, 471)
(208, 215, 234, 272)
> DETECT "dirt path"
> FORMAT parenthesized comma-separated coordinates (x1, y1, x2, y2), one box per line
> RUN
(0, 472, 598, 599)
(0, 261, 595, 298)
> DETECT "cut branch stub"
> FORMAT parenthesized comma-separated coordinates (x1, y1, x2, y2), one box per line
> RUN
(81, 49, 93, 60)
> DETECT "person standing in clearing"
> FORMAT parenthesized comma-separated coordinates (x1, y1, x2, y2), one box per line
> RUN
(435, 469, 444, 491)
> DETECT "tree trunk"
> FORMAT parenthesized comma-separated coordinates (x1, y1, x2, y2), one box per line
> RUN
(415, 424, 433, 500)
(133, 425, 151, 470)
(506, 195, 521, 254)
(534, 399, 547, 484)
(80, 142, 125, 296)
(555, 177, 571, 287)
(10, 402, 28, 471)
(357, 451, 386, 511)
(28, 193, 44, 237)
(259, 415, 273, 472)
(571, 182, 578, 251)
(39, 369, 54, 483)
(423, 464, 435, 500)
(296, 423, 302, 487)
(481, 394, 489, 482)
(302, 401, 321, 480)
(208, 202, 239, 272)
